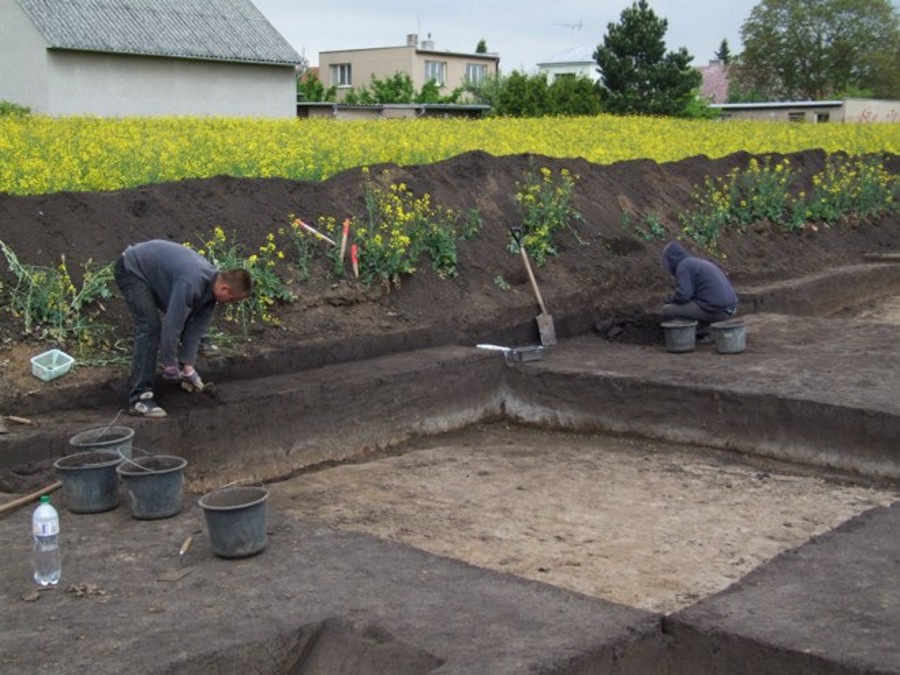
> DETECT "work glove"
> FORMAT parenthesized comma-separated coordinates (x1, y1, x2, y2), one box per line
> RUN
(162, 364, 180, 380)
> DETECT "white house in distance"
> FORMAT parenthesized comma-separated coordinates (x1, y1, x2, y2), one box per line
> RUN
(0, 0, 303, 117)
(536, 46, 599, 83)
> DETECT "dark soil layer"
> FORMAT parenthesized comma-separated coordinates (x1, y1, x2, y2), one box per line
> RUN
(0, 149, 897, 411)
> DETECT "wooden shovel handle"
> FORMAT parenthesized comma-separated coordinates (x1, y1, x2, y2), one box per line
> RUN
(0, 481, 62, 516)
(519, 246, 548, 315)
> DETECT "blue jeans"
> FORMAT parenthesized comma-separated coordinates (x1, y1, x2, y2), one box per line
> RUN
(114, 257, 161, 405)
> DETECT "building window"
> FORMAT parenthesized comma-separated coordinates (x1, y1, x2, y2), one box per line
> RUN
(425, 60, 447, 86)
(330, 63, 352, 87)
(788, 111, 806, 123)
(816, 113, 830, 123)
(465, 63, 487, 84)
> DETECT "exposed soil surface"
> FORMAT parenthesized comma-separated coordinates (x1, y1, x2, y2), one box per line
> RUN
(278, 422, 900, 614)
(0, 149, 898, 673)
(0, 148, 898, 410)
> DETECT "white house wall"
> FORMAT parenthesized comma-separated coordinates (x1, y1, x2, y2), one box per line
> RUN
(841, 98, 899, 122)
(540, 64, 599, 83)
(44, 51, 296, 117)
(0, 0, 51, 110)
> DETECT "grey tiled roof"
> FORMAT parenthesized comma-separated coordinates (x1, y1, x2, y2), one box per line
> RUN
(16, 0, 302, 65)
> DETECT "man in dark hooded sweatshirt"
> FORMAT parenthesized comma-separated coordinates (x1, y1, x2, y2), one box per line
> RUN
(660, 240, 738, 338)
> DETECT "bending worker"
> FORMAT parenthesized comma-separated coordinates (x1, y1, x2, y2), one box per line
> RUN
(660, 240, 738, 339)
(114, 239, 252, 418)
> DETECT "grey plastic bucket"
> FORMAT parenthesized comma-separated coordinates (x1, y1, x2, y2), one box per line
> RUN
(69, 425, 135, 460)
(53, 450, 122, 513)
(117, 455, 187, 520)
(199, 486, 269, 559)
(661, 319, 697, 353)
(712, 318, 747, 354)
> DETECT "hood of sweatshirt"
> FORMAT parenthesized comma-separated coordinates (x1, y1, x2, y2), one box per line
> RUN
(661, 240, 689, 275)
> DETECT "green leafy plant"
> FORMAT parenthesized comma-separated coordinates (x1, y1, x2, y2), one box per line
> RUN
(805, 155, 898, 225)
(0, 100, 30, 117)
(344, 168, 473, 289)
(0, 239, 113, 352)
(493, 275, 511, 290)
(645, 212, 667, 239)
(679, 154, 896, 250)
(461, 208, 483, 240)
(678, 173, 734, 248)
(678, 159, 803, 246)
(512, 165, 583, 265)
(632, 212, 667, 241)
(187, 226, 296, 333)
(732, 157, 798, 227)
(284, 215, 323, 281)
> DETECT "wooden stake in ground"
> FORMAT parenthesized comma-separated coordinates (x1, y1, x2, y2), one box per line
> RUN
(295, 219, 337, 246)
(339, 218, 350, 262)
(0, 481, 62, 516)
(351, 244, 359, 278)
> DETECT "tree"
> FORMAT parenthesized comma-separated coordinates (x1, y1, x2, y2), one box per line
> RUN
(462, 72, 505, 110)
(593, 0, 701, 116)
(417, 79, 462, 104)
(716, 39, 732, 65)
(344, 72, 414, 103)
(477, 71, 601, 117)
(475, 38, 488, 54)
(343, 72, 461, 104)
(547, 76, 602, 116)
(496, 71, 550, 117)
(296, 71, 336, 102)
(732, 0, 899, 100)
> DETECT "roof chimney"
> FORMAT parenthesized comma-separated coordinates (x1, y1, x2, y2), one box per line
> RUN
(406, 34, 418, 47)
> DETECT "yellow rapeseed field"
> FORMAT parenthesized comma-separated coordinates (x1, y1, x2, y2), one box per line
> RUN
(0, 114, 896, 196)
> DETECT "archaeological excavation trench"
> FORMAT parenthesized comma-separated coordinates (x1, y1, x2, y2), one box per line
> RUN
(1, 261, 899, 674)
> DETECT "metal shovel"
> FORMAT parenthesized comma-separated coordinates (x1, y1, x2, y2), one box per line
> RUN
(510, 226, 557, 346)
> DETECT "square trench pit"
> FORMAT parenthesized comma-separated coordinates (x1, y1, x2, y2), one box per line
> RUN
(1, 292, 899, 673)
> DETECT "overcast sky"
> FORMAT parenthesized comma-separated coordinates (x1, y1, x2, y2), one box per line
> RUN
(252, 0, 767, 72)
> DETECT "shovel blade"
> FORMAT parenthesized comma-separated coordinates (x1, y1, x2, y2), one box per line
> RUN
(536, 313, 557, 346)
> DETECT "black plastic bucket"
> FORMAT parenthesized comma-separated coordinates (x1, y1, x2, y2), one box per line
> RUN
(117, 455, 187, 519)
(199, 486, 269, 559)
(69, 425, 135, 460)
(53, 450, 122, 513)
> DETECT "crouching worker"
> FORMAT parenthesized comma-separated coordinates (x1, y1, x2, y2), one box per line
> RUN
(660, 240, 738, 340)
(114, 239, 252, 417)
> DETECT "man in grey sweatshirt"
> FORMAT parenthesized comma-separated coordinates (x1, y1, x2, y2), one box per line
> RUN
(114, 240, 252, 417)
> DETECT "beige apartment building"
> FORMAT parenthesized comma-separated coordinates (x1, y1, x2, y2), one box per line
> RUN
(319, 34, 500, 100)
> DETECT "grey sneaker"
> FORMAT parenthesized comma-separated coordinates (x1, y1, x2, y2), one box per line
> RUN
(129, 392, 167, 418)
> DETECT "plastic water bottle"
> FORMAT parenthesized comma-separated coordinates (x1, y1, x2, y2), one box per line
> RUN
(32, 495, 61, 586)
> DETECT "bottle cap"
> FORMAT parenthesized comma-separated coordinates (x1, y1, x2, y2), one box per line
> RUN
(40, 495, 50, 504)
